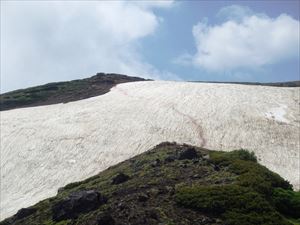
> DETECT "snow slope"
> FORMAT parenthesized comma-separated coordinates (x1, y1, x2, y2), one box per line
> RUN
(1, 81, 299, 219)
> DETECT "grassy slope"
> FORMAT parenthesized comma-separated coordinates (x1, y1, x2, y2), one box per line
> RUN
(0, 73, 147, 111)
(1, 142, 299, 225)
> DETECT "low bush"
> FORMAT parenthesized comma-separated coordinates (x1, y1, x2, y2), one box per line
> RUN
(175, 184, 291, 225)
(210, 150, 292, 195)
(210, 149, 257, 166)
(175, 150, 298, 225)
(272, 188, 300, 218)
(231, 160, 292, 195)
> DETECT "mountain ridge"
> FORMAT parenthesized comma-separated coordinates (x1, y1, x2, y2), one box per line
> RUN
(1, 73, 299, 111)
(0, 73, 148, 111)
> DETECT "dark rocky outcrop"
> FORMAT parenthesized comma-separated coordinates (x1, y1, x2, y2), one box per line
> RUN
(1, 208, 38, 225)
(178, 147, 198, 160)
(150, 159, 161, 167)
(137, 193, 149, 202)
(14, 208, 37, 220)
(164, 155, 177, 163)
(52, 190, 107, 221)
(112, 173, 130, 185)
(85, 212, 115, 225)
(95, 213, 115, 225)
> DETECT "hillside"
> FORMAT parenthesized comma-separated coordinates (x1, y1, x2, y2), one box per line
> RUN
(1, 73, 299, 111)
(0, 73, 147, 111)
(1, 143, 299, 225)
(1, 77, 299, 219)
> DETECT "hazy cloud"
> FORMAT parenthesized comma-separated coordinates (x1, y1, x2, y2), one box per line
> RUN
(217, 5, 253, 22)
(1, 1, 174, 92)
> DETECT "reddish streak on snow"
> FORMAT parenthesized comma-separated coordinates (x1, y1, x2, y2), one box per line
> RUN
(171, 106, 206, 147)
(114, 85, 206, 147)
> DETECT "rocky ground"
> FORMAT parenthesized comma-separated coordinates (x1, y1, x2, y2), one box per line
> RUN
(1, 142, 299, 225)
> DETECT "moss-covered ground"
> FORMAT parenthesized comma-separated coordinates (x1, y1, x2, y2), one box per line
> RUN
(0, 73, 146, 111)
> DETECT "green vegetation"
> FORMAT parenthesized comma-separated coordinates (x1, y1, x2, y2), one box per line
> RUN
(273, 188, 300, 218)
(0, 73, 146, 111)
(175, 149, 298, 225)
(176, 185, 289, 225)
(1, 143, 298, 225)
(210, 150, 292, 194)
(209, 149, 258, 163)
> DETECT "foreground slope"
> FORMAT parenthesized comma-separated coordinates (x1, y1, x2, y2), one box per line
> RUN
(1, 143, 299, 225)
(1, 80, 299, 219)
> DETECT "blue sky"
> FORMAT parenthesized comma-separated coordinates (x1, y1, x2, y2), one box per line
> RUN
(142, 1, 300, 82)
(1, 0, 299, 92)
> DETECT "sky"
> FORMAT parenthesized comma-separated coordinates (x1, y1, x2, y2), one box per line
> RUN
(1, 0, 299, 93)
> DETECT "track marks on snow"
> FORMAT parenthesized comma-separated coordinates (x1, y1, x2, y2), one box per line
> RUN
(114, 85, 206, 147)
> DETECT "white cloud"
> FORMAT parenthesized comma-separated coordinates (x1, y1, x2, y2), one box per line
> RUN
(177, 6, 299, 72)
(0, 1, 174, 93)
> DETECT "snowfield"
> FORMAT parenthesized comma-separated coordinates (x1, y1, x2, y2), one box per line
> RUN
(1, 81, 299, 219)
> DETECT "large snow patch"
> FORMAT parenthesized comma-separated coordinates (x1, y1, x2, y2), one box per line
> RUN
(1, 81, 299, 219)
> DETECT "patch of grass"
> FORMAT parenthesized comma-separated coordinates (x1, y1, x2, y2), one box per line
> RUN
(288, 218, 300, 225)
(232, 160, 291, 195)
(210, 150, 292, 195)
(175, 150, 298, 225)
(175, 184, 291, 225)
(210, 149, 257, 164)
(272, 188, 300, 218)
